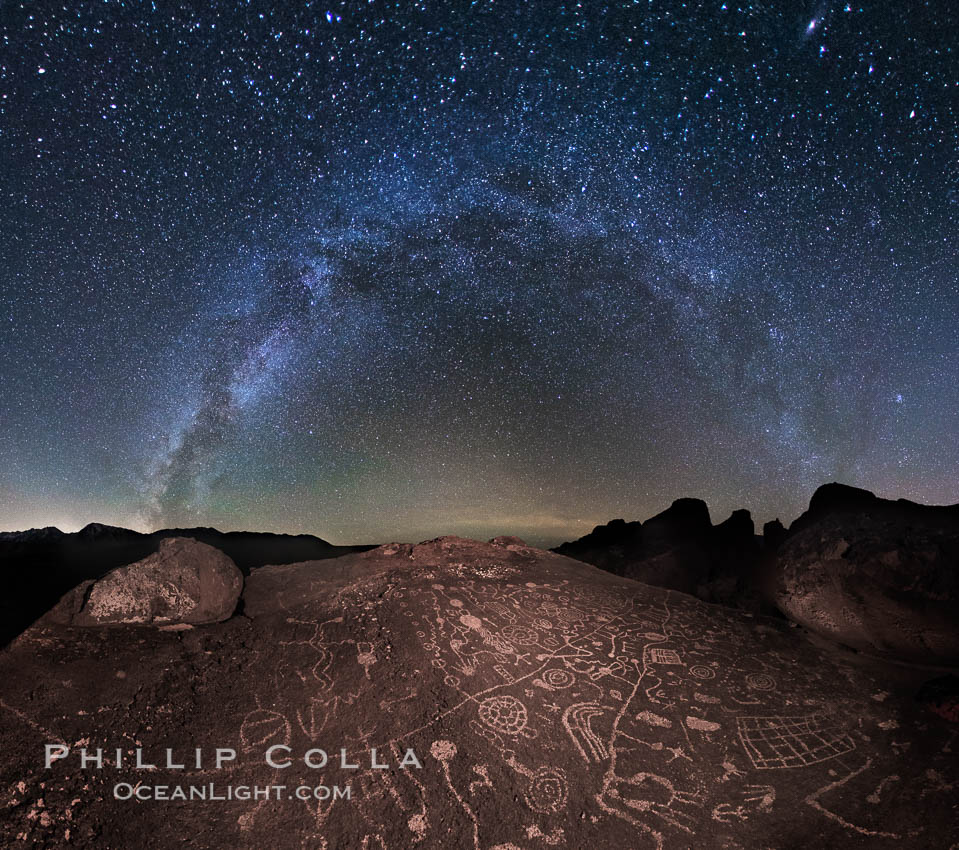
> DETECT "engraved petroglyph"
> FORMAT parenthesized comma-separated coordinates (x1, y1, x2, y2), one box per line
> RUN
(478, 695, 531, 737)
(736, 715, 855, 770)
(563, 702, 611, 762)
(804, 759, 901, 839)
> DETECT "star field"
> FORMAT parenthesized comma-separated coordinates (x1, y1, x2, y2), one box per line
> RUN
(1, 1, 956, 545)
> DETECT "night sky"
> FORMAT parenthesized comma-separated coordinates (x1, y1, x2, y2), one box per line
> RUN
(1, 1, 956, 546)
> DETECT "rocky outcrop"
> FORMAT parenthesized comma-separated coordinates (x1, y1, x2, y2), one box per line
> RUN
(771, 483, 959, 663)
(641, 497, 712, 544)
(554, 499, 767, 610)
(1, 535, 955, 848)
(762, 518, 787, 549)
(48, 537, 243, 626)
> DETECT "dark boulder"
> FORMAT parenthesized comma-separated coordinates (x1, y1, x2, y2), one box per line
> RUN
(807, 482, 879, 515)
(555, 518, 643, 552)
(762, 518, 787, 550)
(771, 484, 959, 663)
(555, 501, 766, 610)
(714, 508, 754, 543)
(641, 497, 712, 547)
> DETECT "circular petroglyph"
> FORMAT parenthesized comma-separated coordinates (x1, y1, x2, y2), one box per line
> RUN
(690, 665, 716, 680)
(543, 668, 575, 689)
(746, 673, 776, 691)
(555, 607, 585, 625)
(525, 767, 568, 814)
(501, 625, 540, 645)
(478, 695, 529, 735)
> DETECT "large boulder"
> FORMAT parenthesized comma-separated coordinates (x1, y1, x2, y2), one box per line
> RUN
(242, 534, 542, 617)
(50, 537, 243, 626)
(771, 483, 959, 663)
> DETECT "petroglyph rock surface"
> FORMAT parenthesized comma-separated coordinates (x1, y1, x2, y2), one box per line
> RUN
(1, 535, 956, 848)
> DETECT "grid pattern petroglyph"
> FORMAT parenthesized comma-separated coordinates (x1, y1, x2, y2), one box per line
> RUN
(736, 715, 854, 769)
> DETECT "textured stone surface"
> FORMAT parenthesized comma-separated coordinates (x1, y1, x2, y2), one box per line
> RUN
(67, 537, 243, 626)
